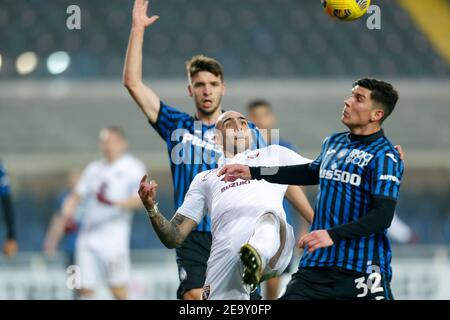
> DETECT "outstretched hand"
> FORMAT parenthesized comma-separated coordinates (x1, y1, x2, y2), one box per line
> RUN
(217, 164, 252, 182)
(132, 0, 159, 29)
(298, 230, 334, 254)
(138, 174, 158, 210)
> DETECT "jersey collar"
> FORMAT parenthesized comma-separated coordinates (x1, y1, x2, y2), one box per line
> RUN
(217, 149, 252, 166)
(347, 129, 384, 144)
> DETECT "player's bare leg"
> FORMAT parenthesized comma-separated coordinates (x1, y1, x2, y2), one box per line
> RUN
(266, 277, 281, 300)
(110, 286, 128, 300)
(183, 288, 203, 300)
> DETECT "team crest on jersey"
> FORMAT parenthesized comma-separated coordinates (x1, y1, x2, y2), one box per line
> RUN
(202, 285, 211, 300)
(337, 149, 349, 159)
(201, 169, 219, 182)
(345, 149, 374, 168)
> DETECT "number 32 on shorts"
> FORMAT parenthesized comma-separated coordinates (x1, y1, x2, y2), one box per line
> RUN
(354, 273, 385, 300)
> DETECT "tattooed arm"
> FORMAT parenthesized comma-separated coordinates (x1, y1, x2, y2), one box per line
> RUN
(148, 211, 197, 249)
(138, 175, 197, 249)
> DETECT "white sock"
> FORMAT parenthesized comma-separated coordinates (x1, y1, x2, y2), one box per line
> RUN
(248, 213, 280, 271)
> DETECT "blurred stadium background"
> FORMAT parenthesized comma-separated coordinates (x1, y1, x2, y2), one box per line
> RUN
(0, 0, 449, 299)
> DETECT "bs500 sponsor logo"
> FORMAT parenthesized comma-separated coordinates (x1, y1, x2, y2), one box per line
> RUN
(320, 169, 362, 186)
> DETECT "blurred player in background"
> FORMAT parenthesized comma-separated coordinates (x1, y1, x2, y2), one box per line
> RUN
(0, 159, 18, 258)
(123, 0, 313, 300)
(219, 79, 404, 300)
(43, 168, 83, 265)
(247, 100, 310, 299)
(58, 127, 146, 300)
(139, 111, 313, 300)
(43, 168, 83, 299)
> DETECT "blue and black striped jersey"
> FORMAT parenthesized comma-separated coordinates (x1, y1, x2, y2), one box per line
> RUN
(300, 130, 404, 278)
(150, 102, 266, 232)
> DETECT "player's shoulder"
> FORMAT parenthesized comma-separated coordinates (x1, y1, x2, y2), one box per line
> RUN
(85, 159, 103, 172)
(119, 155, 147, 177)
(122, 154, 145, 167)
(371, 137, 403, 168)
(79, 160, 102, 180)
(262, 144, 291, 155)
(160, 101, 192, 121)
(329, 131, 348, 142)
(321, 131, 347, 147)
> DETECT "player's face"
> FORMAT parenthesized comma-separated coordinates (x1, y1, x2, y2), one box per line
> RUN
(342, 86, 383, 128)
(248, 106, 276, 130)
(216, 111, 252, 155)
(99, 131, 127, 161)
(188, 71, 225, 116)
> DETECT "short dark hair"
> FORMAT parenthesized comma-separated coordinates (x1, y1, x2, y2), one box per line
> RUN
(186, 55, 224, 83)
(247, 99, 272, 113)
(353, 78, 399, 122)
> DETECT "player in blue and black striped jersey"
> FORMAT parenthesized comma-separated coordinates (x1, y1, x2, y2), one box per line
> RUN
(123, 0, 314, 300)
(219, 78, 404, 300)
(1, 159, 18, 257)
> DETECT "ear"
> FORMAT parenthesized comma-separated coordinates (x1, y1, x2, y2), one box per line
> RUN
(222, 82, 226, 96)
(188, 84, 193, 97)
(371, 108, 385, 122)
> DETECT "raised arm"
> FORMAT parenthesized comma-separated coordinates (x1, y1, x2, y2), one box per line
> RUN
(123, 0, 161, 124)
(139, 175, 197, 249)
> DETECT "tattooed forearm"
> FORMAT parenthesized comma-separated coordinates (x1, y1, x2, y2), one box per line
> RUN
(149, 212, 189, 249)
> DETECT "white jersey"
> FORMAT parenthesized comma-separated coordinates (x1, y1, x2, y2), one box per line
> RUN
(178, 145, 311, 299)
(75, 153, 146, 252)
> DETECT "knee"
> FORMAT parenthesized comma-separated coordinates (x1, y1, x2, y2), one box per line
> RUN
(259, 212, 278, 224)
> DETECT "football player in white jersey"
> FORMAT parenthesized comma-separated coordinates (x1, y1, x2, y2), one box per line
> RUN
(139, 111, 312, 300)
(60, 127, 146, 300)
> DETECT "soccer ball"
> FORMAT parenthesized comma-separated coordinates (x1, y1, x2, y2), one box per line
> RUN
(321, 0, 371, 21)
